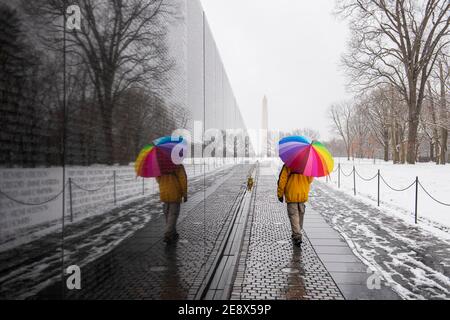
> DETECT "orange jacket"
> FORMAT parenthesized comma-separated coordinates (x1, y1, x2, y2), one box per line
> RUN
(156, 165, 188, 203)
(277, 165, 314, 203)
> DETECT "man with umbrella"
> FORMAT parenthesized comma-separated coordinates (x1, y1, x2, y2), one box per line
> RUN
(277, 136, 334, 247)
(277, 165, 313, 246)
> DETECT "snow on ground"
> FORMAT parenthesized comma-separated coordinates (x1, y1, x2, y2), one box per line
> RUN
(310, 181, 450, 300)
(325, 158, 450, 234)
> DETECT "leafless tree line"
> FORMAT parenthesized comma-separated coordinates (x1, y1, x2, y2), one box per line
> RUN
(329, 63, 448, 163)
(332, 0, 449, 164)
(264, 128, 320, 157)
(0, 0, 185, 167)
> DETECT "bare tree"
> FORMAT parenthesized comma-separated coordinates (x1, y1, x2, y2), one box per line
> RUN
(363, 87, 391, 161)
(336, 0, 449, 164)
(23, 0, 177, 164)
(329, 102, 355, 160)
(422, 80, 441, 162)
(351, 102, 371, 158)
(437, 57, 449, 163)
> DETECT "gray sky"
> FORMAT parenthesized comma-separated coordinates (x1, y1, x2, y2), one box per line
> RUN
(200, 0, 351, 141)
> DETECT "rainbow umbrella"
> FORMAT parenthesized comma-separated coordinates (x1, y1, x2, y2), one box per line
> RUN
(278, 136, 334, 177)
(135, 136, 186, 178)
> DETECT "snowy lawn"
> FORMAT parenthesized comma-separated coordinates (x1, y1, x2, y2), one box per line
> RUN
(324, 158, 450, 234)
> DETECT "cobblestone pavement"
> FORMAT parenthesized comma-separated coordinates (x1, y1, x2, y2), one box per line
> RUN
(231, 167, 344, 300)
(33, 164, 253, 299)
(0, 164, 248, 299)
(309, 181, 450, 300)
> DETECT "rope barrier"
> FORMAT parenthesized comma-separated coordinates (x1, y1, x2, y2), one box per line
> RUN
(380, 174, 415, 192)
(355, 170, 378, 182)
(418, 181, 450, 207)
(71, 175, 114, 192)
(117, 175, 139, 183)
(0, 183, 67, 206)
(1, 165, 448, 214)
(340, 167, 354, 177)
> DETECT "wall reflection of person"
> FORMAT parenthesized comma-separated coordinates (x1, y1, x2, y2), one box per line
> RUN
(156, 164, 188, 244)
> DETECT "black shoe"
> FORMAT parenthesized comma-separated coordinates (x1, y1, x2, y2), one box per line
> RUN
(293, 238, 303, 247)
(164, 233, 179, 244)
(163, 236, 173, 244)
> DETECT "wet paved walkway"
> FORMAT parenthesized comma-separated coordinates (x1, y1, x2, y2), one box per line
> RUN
(24, 165, 251, 299)
(303, 209, 399, 299)
(231, 164, 402, 300)
(231, 166, 344, 300)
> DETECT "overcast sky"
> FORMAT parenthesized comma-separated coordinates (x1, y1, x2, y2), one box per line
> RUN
(199, 0, 351, 141)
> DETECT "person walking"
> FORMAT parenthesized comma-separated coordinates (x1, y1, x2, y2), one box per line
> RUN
(156, 164, 188, 244)
(277, 164, 314, 247)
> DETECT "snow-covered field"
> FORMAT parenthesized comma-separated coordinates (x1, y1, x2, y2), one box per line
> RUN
(326, 158, 450, 234)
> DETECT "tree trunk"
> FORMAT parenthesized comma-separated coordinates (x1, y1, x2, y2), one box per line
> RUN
(430, 142, 434, 161)
(435, 143, 441, 164)
(427, 81, 440, 164)
(383, 129, 389, 161)
(391, 120, 400, 164)
(441, 130, 448, 164)
(101, 106, 114, 165)
(406, 76, 419, 164)
(400, 140, 406, 164)
(406, 115, 419, 164)
(439, 62, 448, 165)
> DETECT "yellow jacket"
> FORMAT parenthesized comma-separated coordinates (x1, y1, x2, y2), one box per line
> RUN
(277, 165, 314, 203)
(156, 165, 188, 203)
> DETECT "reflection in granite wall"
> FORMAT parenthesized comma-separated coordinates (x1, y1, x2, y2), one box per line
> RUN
(0, 0, 182, 167)
(0, 0, 254, 300)
(0, 0, 252, 168)
(0, 0, 251, 255)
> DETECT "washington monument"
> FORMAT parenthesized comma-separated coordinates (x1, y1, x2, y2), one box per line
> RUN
(261, 95, 268, 157)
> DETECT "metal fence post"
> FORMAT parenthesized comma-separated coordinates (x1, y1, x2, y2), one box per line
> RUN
(113, 171, 116, 205)
(69, 178, 73, 222)
(353, 165, 356, 196)
(338, 163, 341, 188)
(415, 176, 419, 224)
(377, 169, 380, 207)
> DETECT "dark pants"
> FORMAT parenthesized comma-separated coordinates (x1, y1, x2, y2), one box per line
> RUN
(287, 203, 305, 241)
(163, 202, 181, 239)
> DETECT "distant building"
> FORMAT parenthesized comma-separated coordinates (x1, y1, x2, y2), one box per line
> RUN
(262, 95, 268, 133)
(261, 95, 269, 157)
